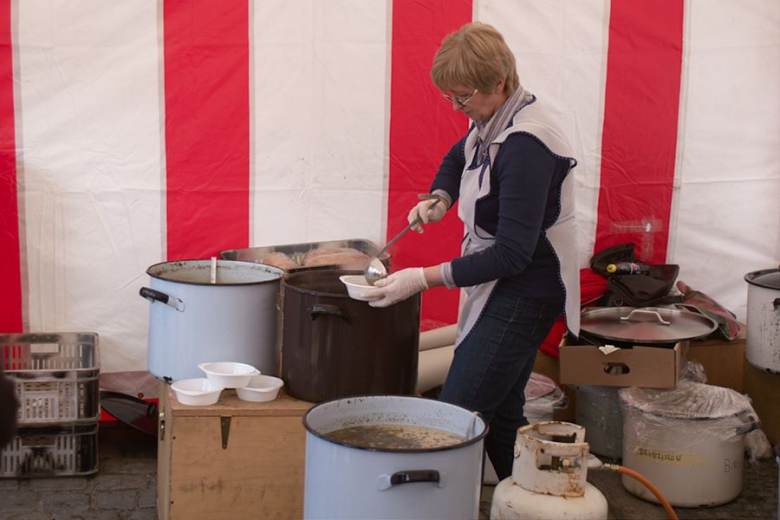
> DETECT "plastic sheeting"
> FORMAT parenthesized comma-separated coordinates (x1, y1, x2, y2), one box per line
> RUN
(619, 381, 758, 443)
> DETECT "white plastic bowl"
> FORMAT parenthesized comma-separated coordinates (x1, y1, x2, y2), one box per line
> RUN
(339, 275, 380, 302)
(171, 378, 223, 406)
(236, 375, 285, 403)
(198, 362, 260, 389)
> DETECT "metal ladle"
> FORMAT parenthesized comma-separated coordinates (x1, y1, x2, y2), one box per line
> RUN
(364, 195, 442, 286)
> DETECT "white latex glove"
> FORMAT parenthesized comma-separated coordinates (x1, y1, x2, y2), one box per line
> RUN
(408, 198, 447, 234)
(368, 268, 429, 308)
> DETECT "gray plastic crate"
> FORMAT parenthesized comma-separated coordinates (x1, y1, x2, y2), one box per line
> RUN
(1, 333, 100, 425)
(0, 423, 98, 478)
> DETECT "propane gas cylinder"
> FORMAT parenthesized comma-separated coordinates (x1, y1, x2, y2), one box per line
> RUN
(490, 421, 608, 520)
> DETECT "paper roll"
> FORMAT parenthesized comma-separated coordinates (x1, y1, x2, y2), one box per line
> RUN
(416, 345, 455, 393)
(419, 324, 458, 352)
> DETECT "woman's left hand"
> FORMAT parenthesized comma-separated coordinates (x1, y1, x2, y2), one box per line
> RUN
(367, 268, 428, 308)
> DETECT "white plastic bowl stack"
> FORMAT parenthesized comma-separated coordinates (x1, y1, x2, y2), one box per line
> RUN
(236, 375, 285, 402)
(171, 362, 284, 405)
(339, 275, 379, 301)
(198, 362, 260, 388)
(171, 378, 224, 406)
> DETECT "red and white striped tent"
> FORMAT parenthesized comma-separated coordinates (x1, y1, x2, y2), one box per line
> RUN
(2, 0, 778, 376)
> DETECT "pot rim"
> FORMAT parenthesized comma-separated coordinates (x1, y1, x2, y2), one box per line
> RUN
(283, 268, 369, 299)
(744, 268, 780, 290)
(146, 259, 283, 286)
(302, 394, 489, 453)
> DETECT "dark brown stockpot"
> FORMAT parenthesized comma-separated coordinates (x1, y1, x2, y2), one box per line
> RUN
(281, 270, 420, 403)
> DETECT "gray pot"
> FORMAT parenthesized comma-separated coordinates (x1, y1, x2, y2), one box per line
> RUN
(575, 385, 623, 460)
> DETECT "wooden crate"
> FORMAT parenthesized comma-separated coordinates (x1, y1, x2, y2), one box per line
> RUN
(157, 384, 313, 520)
(686, 323, 746, 392)
(743, 361, 780, 444)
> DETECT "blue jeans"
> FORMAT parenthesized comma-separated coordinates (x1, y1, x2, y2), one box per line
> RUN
(439, 283, 562, 481)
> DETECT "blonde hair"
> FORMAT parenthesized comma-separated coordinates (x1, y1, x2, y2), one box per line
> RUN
(431, 22, 519, 95)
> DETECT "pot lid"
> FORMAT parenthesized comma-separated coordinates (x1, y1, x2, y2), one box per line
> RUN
(619, 381, 752, 420)
(745, 268, 780, 290)
(524, 372, 558, 401)
(580, 306, 718, 344)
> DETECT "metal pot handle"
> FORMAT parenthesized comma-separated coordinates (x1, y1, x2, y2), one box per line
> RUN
(139, 287, 185, 312)
(620, 309, 671, 326)
(309, 304, 351, 323)
(377, 470, 443, 491)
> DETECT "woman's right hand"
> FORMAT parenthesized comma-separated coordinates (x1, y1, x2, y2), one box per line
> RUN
(408, 197, 447, 233)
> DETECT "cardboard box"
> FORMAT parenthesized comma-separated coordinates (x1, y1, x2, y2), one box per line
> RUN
(559, 341, 687, 389)
(157, 385, 313, 520)
(743, 361, 780, 444)
(686, 324, 746, 392)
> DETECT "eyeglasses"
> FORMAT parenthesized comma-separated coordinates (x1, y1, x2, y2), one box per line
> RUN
(442, 89, 478, 107)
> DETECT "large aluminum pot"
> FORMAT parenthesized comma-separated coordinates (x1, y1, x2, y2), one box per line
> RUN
(745, 269, 780, 373)
(281, 269, 420, 403)
(619, 382, 758, 507)
(302, 395, 487, 520)
(575, 385, 623, 460)
(141, 259, 283, 382)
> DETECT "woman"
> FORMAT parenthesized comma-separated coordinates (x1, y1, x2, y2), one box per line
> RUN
(367, 22, 580, 480)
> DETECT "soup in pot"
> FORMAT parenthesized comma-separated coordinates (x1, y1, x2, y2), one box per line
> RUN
(324, 424, 465, 450)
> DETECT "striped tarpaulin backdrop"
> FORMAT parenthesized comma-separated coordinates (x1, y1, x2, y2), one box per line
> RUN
(0, 0, 22, 332)
(1, 0, 778, 374)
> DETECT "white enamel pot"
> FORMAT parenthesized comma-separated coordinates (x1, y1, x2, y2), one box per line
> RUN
(302, 395, 487, 520)
(141, 259, 283, 382)
(745, 269, 780, 373)
(619, 383, 759, 507)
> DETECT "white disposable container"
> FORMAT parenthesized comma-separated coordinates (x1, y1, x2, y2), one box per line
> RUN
(339, 274, 379, 301)
(620, 382, 759, 507)
(236, 375, 284, 402)
(142, 260, 283, 382)
(170, 378, 223, 406)
(198, 362, 259, 389)
(302, 395, 487, 520)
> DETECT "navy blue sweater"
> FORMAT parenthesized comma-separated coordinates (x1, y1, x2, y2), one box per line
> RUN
(431, 131, 570, 303)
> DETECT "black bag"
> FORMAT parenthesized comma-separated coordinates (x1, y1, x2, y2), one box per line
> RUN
(590, 243, 681, 307)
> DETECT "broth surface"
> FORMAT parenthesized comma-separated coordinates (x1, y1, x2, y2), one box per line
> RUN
(324, 423, 465, 450)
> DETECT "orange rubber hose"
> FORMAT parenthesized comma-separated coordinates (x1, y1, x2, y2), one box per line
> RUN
(603, 464, 679, 520)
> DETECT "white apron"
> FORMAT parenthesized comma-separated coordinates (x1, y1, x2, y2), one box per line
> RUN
(454, 100, 580, 348)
